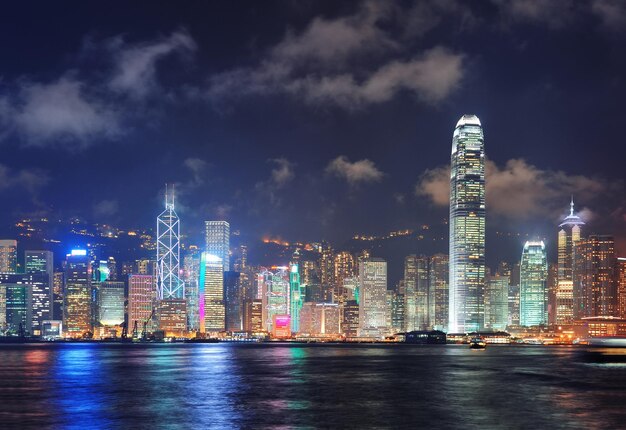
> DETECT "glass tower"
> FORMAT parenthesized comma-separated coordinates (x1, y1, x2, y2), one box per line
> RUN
(204, 221, 230, 272)
(157, 186, 184, 300)
(556, 199, 584, 324)
(449, 114, 485, 333)
(520, 241, 548, 326)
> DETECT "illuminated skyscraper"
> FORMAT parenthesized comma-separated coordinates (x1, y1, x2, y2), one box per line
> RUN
(25, 250, 53, 335)
(358, 259, 388, 338)
(449, 114, 485, 333)
(576, 235, 617, 317)
(224, 271, 242, 331)
(205, 221, 230, 272)
(333, 251, 355, 304)
(64, 249, 92, 337)
(617, 258, 626, 318)
(557, 199, 584, 324)
(156, 186, 184, 300)
(183, 249, 201, 331)
(289, 264, 305, 333)
(484, 274, 509, 331)
(403, 255, 429, 331)
(200, 253, 225, 332)
(520, 241, 548, 326)
(259, 267, 290, 333)
(430, 254, 449, 332)
(0, 240, 17, 273)
(128, 274, 155, 336)
(97, 281, 125, 328)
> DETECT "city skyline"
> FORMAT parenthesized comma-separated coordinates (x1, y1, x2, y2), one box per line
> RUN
(0, 2, 625, 259)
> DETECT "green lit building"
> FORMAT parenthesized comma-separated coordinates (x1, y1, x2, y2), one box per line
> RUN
(520, 241, 548, 326)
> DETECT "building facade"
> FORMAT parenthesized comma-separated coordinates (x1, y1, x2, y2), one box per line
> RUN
(358, 259, 388, 337)
(449, 114, 486, 333)
(204, 221, 230, 272)
(557, 199, 584, 324)
(520, 241, 548, 326)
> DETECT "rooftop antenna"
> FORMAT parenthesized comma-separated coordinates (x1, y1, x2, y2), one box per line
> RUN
(570, 195, 574, 217)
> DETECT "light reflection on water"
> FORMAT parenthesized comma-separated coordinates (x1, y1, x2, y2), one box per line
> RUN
(0, 344, 625, 429)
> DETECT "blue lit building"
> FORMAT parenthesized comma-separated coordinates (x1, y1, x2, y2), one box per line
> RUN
(520, 241, 548, 326)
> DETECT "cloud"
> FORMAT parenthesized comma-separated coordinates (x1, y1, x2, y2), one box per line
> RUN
(184, 157, 209, 185)
(270, 158, 295, 187)
(3, 77, 120, 147)
(0, 30, 197, 149)
(0, 164, 49, 195)
(591, 0, 626, 32)
(326, 156, 384, 185)
(207, 2, 466, 109)
(93, 199, 119, 218)
(491, 0, 578, 29)
(108, 30, 196, 98)
(416, 158, 611, 219)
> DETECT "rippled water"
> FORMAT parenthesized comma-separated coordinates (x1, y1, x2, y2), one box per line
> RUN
(0, 343, 625, 429)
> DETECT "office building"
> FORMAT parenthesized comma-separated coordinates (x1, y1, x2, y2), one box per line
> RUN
(557, 199, 584, 324)
(0, 240, 18, 273)
(128, 274, 155, 336)
(159, 299, 187, 336)
(358, 259, 388, 338)
(224, 271, 242, 331)
(205, 221, 230, 272)
(449, 114, 486, 333)
(259, 267, 290, 333)
(97, 281, 125, 327)
(299, 302, 340, 336)
(520, 241, 548, 326)
(618, 258, 626, 319)
(64, 250, 92, 337)
(485, 275, 509, 331)
(430, 254, 449, 332)
(25, 250, 53, 335)
(403, 255, 429, 331)
(576, 235, 617, 317)
(243, 299, 263, 332)
(183, 250, 201, 332)
(334, 251, 355, 304)
(200, 253, 225, 332)
(156, 186, 184, 300)
(289, 264, 305, 333)
(342, 300, 359, 337)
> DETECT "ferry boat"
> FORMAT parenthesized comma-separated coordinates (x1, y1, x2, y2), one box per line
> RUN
(469, 337, 487, 349)
(579, 337, 626, 363)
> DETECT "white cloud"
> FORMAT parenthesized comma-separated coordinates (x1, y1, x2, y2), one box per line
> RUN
(270, 158, 295, 187)
(108, 30, 196, 98)
(0, 163, 49, 194)
(184, 157, 209, 185)
(591, 0, 626, 31)
(491, 0, 578, 28)
(326, 156, 384, 185)
(6, 77, 120, 147)
(207, 3, 466, 110)
(416, 158, 610, 219)
(93, 199, 119, 218)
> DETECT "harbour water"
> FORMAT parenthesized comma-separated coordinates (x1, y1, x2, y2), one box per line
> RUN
(1, 343, 625, 429)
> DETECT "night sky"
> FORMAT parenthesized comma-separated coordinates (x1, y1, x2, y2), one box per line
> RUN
(1, 1, 625, 264)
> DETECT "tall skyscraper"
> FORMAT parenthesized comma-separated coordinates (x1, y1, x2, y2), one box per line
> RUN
(520, 241, 548, 326)
(259, 267, 290, 333)
(576, 235, 617, 317)
(617, 258, 626, 319)
(183, 250, 201, 332)
(319, 242, 335, 302)
(97, 281, 125, 329)
(358, 259, 388, 338)
(200, 253, 225, 332)
(156, 186, 184, 300)
(449, 114, 486, 333)
(0, 240, 18, 273)
(484, 274, 509, 331)
(333, 251, 355, 304)
(204, 221, 230, 272)
(557, 199, 584, 324)
(224, 271, 242, 331)
(64, 249, 92, 337)
(25, 250, 53, 335)
(403, 255, 429, 331)
(128, 274, 155, 336)
(430, 254, 449, 332)
(289, 264, 305, 333)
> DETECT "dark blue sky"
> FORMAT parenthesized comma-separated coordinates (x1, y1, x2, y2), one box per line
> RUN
(1, 0, 625, 262)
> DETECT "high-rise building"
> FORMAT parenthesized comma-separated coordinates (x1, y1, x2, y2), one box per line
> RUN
(390, 291, 405, 333)
(200, 253, 225, 332)
(403, 255, 429, 331)
(97, 281, 125, 328)
(289, 264, 305, 333)
(508, 262, 521, 326)
(224, 271, 242, 331)
(430, 254, 449, 332)
(128, 274, 155, 336)
(243, 299, 263, 332)
(556, 199, 584, 324)
(617, 258, 626, 319)
(333, 252, 355, 304)
(183, 250, 201, 332)
(259, 267, 290, 333)
(520, 241, 548, 326)
(25, 250, 53, 335)
(319, 242, 335, 302)
(158, 299, 187, 336)
(358, 259, 388, 338)
(64, 249, 92, 337)
(0, 240, 18, 273)
(547, 263, 558, 325)
(576, 235, 617, 317)
(4, 283, 30, 335)
(449, 114, 486, 333)
(299, 303, 340, 336)
(342, 300, 359, 337)
(52, 272, 64, 320)
(156, 186, 184, 300)
(204, 221, 230, 272)
(484, 274, 508, 331)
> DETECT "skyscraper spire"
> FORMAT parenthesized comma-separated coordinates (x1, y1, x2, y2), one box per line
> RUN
(570, 195, 574, 217)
